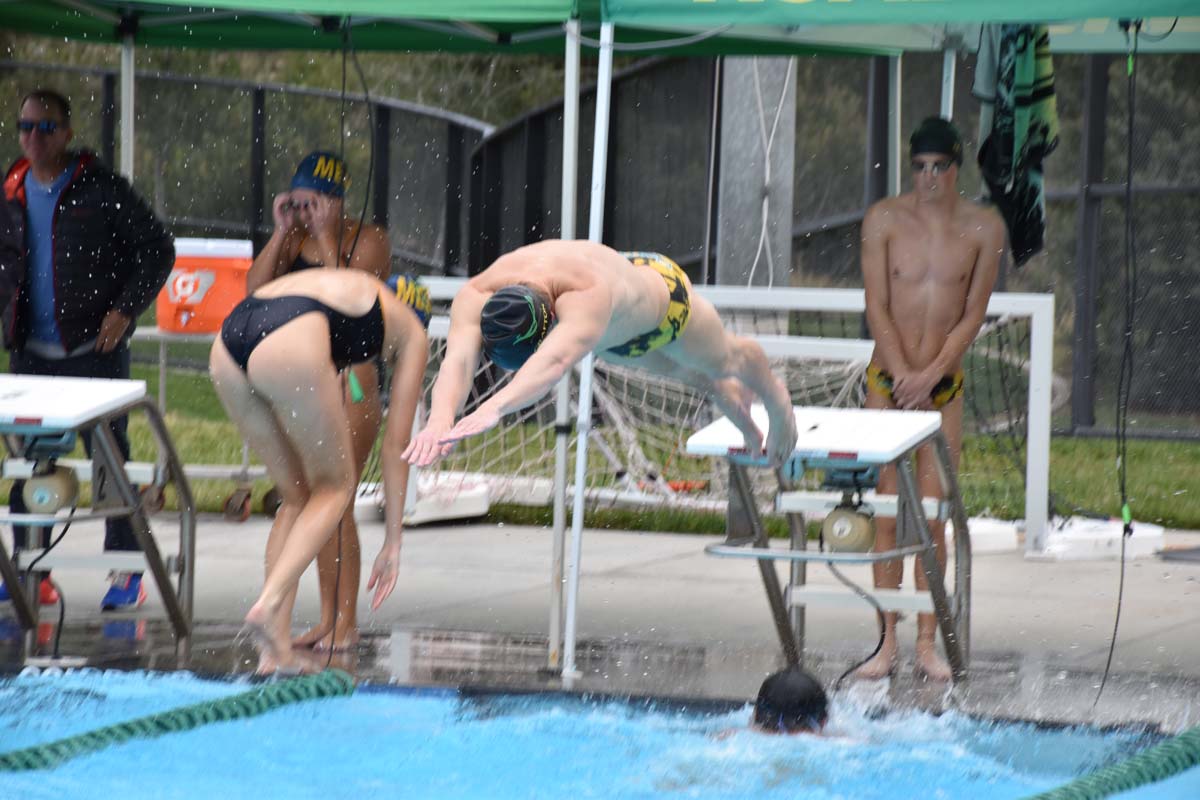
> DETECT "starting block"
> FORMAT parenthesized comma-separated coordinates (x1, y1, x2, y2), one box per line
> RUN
(0, 375, 196, 661)
(686, 405, 973, 680)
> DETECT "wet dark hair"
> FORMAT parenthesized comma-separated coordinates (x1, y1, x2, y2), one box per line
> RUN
(20, 89, 71, 124)
(753, 667, 828, 734)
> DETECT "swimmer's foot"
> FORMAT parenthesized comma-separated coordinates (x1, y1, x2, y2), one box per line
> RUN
(245, 599, 295, 675)
(292, 621, 334, 649)
(764, 410, 798, 468)
(311, 628, 360, 654)
(914, 640, 953, 683)
(853, 634, 899, 681)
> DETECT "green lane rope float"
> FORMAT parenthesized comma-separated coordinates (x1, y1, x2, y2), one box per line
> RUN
(1026, 725, 1200, 800)
(0, 669, 354, 772)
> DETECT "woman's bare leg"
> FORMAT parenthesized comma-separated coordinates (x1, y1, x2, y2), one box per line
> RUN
(294, 361, 382, 651)
(210, 339, 311, 673)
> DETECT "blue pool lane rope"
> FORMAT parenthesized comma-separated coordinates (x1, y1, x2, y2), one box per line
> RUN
(1027, 724, 1200, 800)
(0, 669, 355, 772)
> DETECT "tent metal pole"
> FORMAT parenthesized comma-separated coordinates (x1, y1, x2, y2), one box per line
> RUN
(941, 49, 956, 119)
(887, 54, 902, 196)
(548, 17, 582, 672)
(120, 34, 135, 180)
(562, 20, 615, 680)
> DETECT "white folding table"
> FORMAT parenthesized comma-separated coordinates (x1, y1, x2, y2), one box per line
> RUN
(0, 375, 195, 659)
(686, 405, 972, 680)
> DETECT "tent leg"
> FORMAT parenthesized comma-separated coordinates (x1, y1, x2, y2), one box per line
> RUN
(562, 20, 615, 681)
(120, 34, 135, 180)
(548, 17, 582, 673)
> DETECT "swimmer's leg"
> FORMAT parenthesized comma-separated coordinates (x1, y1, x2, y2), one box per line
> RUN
(243, 325, 356, 673)
(211, 338, 311, 673)
(295, 362, 381, 652)
(602, 350, 764, 457)
(663, 295, 796, 466)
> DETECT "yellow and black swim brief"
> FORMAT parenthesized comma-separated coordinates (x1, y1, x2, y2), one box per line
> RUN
(866, 363, 964, 409)
(606, 252, 691, 358)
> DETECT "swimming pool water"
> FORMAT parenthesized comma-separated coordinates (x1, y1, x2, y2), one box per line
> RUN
(0, 669, 1163, 800)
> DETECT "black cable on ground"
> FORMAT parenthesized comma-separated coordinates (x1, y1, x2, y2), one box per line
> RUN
(1094, 18, 1141, 709)
(827, 560, 887, 693)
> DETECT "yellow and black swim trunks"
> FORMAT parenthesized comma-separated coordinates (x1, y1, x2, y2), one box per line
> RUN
(606, 252, 691, 358)
(866, 363, 964, 409)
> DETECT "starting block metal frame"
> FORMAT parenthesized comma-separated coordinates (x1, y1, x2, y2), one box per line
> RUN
(686, 405, 973, 680)
(0, 375, 196, 660)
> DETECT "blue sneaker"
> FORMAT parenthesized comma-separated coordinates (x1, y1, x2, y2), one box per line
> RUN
(101, 572, 146, 611)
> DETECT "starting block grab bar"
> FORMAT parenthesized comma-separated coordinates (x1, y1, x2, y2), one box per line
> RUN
(705, 542, 930, 564)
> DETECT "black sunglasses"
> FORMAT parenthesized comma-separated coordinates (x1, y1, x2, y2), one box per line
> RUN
(17, 119, 62, 135)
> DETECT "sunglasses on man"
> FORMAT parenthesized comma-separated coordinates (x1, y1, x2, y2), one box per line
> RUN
(910, 159, 954, 176)
(17, 119, 63, 135)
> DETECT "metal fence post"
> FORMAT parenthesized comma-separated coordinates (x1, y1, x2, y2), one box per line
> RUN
(1070, 54, 1110, 431)
(249, 88, 267, 253)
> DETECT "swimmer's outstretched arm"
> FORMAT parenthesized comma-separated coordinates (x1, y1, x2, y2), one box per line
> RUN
(371, 327, 429, 610)
(440, 287, 611, 446)
(402, 285, 487, 466)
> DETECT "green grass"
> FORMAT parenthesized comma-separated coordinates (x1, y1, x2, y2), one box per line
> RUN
(2, 358, 1197, 532)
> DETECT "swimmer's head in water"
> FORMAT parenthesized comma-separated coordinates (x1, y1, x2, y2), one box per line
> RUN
(388, 274, 432, 329)
(753, 667, 828, 734)
(291, 151, 348, 198)
(480, 284, 555, 372)
(909, 116, 963, 168)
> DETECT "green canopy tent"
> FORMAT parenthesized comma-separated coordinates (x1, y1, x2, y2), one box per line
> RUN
(3, 0, 1196, 679)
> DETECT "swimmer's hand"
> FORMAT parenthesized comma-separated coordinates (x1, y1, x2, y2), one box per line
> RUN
(304, 194, 341, 242)
(366, 541, 401, 611)
(439, 403, 502, 447)
(272, 192, 300, 232)
(402, 422, 456, 466)
(892, 368, 938, 410)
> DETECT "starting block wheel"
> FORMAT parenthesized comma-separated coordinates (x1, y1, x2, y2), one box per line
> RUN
(222, 488, 253, 522)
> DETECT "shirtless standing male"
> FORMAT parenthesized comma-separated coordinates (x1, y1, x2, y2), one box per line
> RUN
(402, 240, 798, 469)
(856, 117, 1005, 681)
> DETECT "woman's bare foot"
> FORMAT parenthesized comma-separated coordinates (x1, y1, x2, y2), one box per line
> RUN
(853, 634, 899, 680)
(292, 621, 334, 649)
(245, 599, 297, 675)
(311, 628, 360, 653)
(914, 640, 952, 682)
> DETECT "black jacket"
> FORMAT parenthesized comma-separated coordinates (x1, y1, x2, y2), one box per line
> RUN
(1, 151, 174, 351)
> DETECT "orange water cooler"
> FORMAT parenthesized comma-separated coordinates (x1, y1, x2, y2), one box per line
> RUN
(156, 238, 253, 333)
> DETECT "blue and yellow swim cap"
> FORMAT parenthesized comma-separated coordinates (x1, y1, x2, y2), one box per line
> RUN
(291, 151, 348, 198)
(388, 273, 432, 329)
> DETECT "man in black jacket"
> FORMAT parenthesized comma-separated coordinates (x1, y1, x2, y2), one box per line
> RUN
(1, 89, 174, 611)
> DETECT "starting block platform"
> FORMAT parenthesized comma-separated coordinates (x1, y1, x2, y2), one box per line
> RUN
(0, 375, 196, 661)
(686, 405, 972, 680)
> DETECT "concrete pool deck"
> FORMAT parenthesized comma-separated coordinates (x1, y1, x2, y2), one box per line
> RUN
(2, 513, 1198, 733)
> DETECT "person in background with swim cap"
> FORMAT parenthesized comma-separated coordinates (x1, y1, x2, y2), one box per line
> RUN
(246, 151, 393, 653)
(857, 116, 1004, 682)
(403, 240, 798, 469)
(210, 268, 430, 674)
